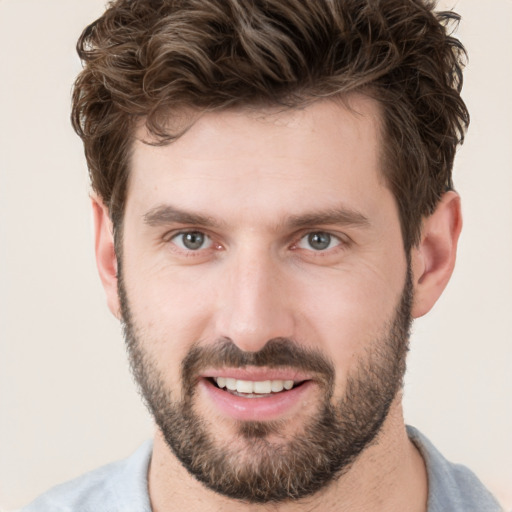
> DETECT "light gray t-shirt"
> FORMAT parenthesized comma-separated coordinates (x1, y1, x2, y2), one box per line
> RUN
(21, 426, 503, 511)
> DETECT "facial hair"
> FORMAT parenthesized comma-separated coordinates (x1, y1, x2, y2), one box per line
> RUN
(118, 268, 413, 504)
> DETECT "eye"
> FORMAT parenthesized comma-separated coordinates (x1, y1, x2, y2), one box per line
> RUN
(171, 231, 212, 251)
(296, 232, 341, 251)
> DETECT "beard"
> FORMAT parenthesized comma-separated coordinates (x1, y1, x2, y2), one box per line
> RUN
(118, 268, 413, 504)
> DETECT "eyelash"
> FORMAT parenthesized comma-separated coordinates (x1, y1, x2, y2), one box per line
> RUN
(163, 229, 350, 257)
(292, 231, 346, 252)
(165, 230, 219, 256)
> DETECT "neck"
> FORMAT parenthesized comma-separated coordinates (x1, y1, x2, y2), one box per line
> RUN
(148, 397, 428, 512)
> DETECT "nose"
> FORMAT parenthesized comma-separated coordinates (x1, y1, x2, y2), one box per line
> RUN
(213, 248, 295, 353)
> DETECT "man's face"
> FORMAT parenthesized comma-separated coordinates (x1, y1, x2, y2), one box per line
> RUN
(118, 97, 411, 502)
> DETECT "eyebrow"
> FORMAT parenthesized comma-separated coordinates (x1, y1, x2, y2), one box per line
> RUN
(143, 203, 370, 231)
(286, 207, 370, 229)
(143, 205, 223, 228)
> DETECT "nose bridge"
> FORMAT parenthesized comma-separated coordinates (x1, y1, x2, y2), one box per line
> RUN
(215, 244, 294, 353)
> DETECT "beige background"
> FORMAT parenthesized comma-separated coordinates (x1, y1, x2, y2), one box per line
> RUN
(1, 0, 511, 509)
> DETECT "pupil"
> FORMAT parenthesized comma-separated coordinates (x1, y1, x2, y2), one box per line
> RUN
(308, 232, 330, 250)
(183, 232, 204, 250)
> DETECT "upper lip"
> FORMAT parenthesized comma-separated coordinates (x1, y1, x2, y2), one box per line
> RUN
(200, 367, 312, 382)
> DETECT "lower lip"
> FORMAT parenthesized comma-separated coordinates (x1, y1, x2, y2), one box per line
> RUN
(199, 378, 315, 422)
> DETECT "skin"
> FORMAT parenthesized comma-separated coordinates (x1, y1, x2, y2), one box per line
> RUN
(93, 95, 462, 511)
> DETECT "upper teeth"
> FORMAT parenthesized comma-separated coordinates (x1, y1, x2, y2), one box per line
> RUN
(214, 377, 295, 394)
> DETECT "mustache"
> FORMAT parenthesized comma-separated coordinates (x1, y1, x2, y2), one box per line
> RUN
(181, 337, 335, 388)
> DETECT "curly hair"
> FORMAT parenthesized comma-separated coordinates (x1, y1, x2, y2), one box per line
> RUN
(72, 0, 469, 251)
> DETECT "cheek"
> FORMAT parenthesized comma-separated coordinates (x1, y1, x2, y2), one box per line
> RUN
(295, 264, 406, 378)
(122, 262, 219, 389)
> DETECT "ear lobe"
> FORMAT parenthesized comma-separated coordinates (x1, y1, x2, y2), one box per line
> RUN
(91, 196, 121, 319)
(411, 191, 462, 318)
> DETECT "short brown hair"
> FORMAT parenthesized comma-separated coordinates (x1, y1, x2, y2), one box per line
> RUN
(72, 0, 469, 250)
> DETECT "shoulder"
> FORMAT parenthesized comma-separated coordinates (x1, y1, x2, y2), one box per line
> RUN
(407, 426, 504, 512)
(20, 440, 153, 512)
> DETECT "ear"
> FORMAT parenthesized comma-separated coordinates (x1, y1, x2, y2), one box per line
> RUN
(410, 191, 462, 318)
(91, 195, 121, 319)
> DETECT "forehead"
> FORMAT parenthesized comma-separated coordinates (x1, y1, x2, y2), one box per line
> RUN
(126, 96, 387, 223)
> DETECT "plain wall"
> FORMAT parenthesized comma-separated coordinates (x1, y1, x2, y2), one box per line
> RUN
(1, 0, 511, 509)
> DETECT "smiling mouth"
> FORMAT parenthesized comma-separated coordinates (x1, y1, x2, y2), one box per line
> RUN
(208, 377, 306, 397)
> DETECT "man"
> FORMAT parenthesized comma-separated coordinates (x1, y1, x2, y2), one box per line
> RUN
(21, 0, 503, 511)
